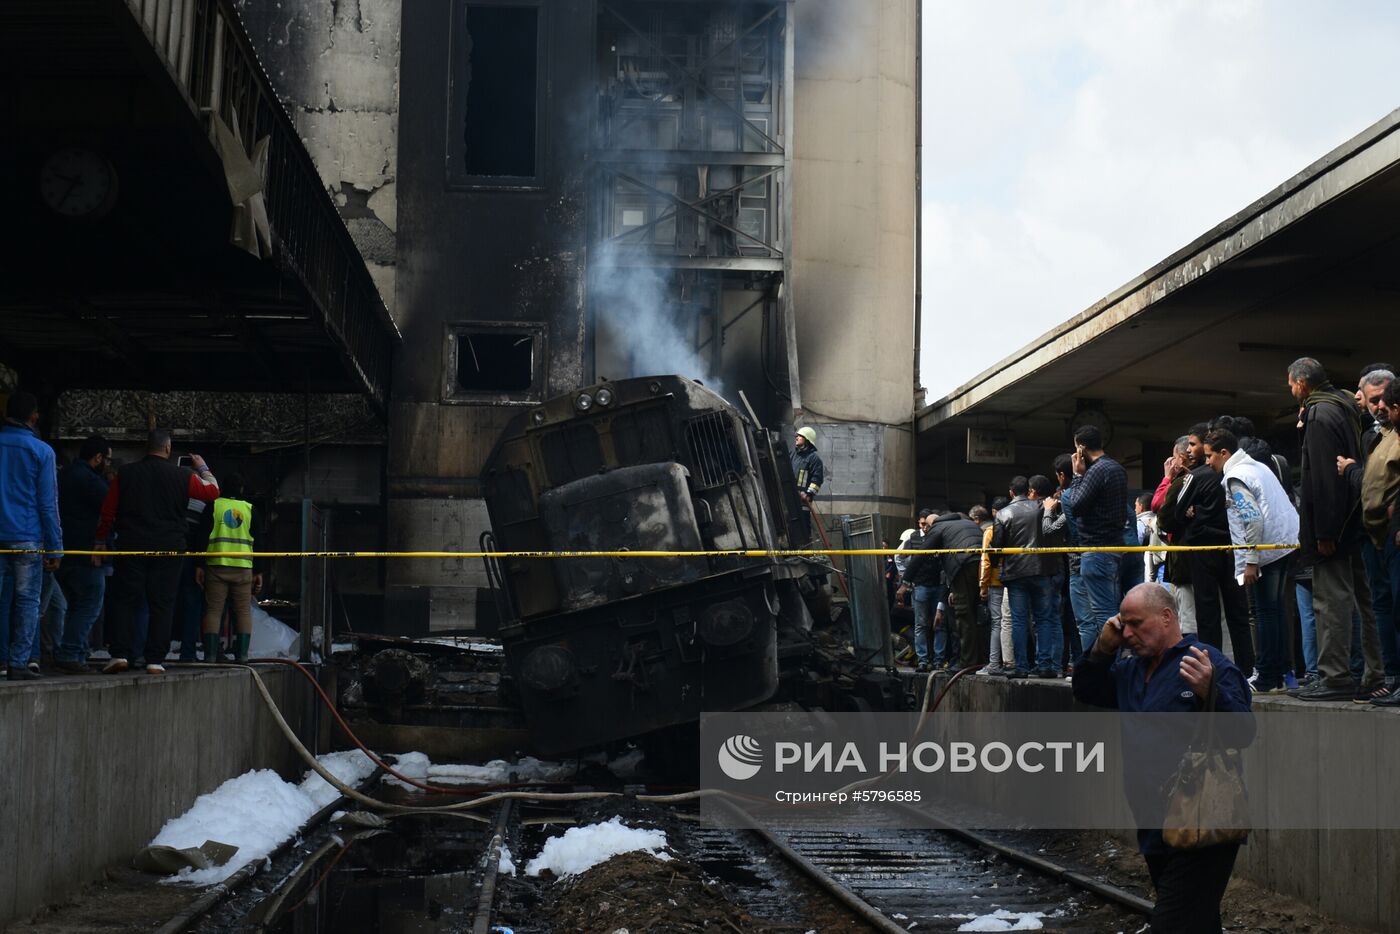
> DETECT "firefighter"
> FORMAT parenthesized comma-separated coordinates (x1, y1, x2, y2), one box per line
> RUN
(792, 426, 825, 503)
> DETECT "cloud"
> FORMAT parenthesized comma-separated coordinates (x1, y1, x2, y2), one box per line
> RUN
(920, 0, 1400, 401)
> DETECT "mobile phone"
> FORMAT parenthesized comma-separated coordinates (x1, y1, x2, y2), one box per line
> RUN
(176, 455, 193, 468)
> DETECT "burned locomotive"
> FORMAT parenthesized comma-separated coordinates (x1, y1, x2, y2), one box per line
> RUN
(480, 375, 840, 754)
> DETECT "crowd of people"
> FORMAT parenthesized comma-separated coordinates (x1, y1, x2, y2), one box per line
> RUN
(0, 392, 263, 680)
(891, 356, 1400, 705)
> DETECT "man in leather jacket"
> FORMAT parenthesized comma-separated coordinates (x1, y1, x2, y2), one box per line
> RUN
(991, 476, 1061, 677)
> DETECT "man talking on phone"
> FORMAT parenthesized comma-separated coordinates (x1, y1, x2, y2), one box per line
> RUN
(1059, 426, 1129, 652)
(1073, 582, 1252, 933)
(94, 430, 220, 674)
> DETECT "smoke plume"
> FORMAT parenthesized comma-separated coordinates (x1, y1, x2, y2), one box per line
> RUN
(590, 240, 727, 398)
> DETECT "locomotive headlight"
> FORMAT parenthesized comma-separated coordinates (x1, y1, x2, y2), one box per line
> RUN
(699, 600, 755, 647)
(595, 387, 614, 407)
(575, 392, 594, 412)
(521, 645, 577, 692)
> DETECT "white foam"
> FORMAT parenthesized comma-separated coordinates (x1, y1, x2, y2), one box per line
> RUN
(149, 750, 375, 885)
(383, 753, 574, 789)
(498, 844, 516, 876)
(524, 816, 671, 878)
(952, 909, 1046, 932)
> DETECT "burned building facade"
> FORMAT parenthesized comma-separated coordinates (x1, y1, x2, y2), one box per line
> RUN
(237, 0, 919, 631)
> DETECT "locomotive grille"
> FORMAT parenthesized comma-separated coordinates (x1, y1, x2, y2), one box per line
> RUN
(685, 412, 742, 489)
(612, 404, 674, 465)
(541, 423, 605, 486)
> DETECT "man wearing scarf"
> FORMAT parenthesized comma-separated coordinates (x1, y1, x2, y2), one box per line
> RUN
(1287, 357, 1384, 701)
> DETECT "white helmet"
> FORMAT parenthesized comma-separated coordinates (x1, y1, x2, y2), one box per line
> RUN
(899, 528, 917, 544)
(796, 426, 817, 446)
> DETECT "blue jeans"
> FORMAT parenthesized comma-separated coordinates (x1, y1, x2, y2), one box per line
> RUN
(1079, 552, 1122, 654)
(176, 558, 204, 660)
(1297, 579, 1318, 676)
(1252, 560, 1289, 689)
(1043, 573, 1066, 671)
(1068, 572, 1092, 659)
(0, 563, 10, 666)
(933, 617, 958, 666)
(912, 584, 938, 664)
(56, 565, 106, 663)
(37, 570, 67, 661)
(1006, 575, 1059, 672)
(0, 542, 44, 670)
(1362, 540, 1400, 679)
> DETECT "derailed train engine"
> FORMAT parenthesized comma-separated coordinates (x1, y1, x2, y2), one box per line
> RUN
(481, 375, 879, 755)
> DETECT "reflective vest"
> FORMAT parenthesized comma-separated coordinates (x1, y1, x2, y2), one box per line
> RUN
(207, 497, 255, 568)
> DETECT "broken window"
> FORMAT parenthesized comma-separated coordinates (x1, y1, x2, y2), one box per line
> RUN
(449, 3, 541, 185)
(447, 324, 544, 402)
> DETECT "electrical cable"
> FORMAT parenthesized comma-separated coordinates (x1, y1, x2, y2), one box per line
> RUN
(192, 660, 725, 815)
(245, 656, 548, 797)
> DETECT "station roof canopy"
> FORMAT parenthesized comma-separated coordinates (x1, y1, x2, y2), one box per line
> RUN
(917, 107, 1400, 451)
(0, 0, 400, 411)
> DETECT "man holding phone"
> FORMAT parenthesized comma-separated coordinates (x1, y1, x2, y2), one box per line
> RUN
(1059, 426, 1130, 654)
(94, 430, 220, 674)
(1072, 583, 1251, 933)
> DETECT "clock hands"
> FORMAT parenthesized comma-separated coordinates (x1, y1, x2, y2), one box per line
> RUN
(56, 174, 83, 207)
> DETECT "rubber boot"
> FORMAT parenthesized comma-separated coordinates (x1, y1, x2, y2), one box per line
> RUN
(203, 634, 221, 663)
(234, 634, 251, 663)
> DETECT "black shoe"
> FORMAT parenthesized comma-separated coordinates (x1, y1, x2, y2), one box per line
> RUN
(7, 667, 41, 681)
(1034, 668, 1059, 679)
(1355, 683, 1390, 704)
(1003, 668, 1029, 679)
(53, 660, 90, 674)
(1371, 687, 1400, 707)
(915, 661, 930, 673)
(1289, 681, 1354, 702)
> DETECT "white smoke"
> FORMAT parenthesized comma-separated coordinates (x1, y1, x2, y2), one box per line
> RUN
(590, 241, 726, 397)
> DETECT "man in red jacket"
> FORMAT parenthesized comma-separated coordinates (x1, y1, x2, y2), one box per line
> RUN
(94, 430, 220, 674)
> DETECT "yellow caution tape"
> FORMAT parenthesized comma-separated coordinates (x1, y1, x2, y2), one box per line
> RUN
(0, 544, 1302, 559)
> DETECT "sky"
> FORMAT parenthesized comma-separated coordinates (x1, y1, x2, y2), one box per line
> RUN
(919, 0, 1400, 402)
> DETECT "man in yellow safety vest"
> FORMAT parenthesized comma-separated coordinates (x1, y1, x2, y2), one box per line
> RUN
(195, 474, 262, 662)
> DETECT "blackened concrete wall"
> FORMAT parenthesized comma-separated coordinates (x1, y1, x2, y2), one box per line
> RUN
(0, 667, 314, 924)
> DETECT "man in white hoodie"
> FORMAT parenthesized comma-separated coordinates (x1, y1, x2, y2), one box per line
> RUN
(1203, 428, 1300, 694)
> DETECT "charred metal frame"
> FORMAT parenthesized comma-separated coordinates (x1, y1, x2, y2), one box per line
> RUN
(591, 0, 798, 410)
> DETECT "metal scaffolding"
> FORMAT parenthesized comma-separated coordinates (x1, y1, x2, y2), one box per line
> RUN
(592, 0, 799, 413)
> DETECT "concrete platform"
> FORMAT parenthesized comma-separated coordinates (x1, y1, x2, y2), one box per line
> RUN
(899, 665, 1400, 933)
(0, 664, 318, 925)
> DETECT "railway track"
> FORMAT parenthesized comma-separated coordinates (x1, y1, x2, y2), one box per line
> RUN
(181, 781, 1152, 933)
(738, 819, 1149, 932)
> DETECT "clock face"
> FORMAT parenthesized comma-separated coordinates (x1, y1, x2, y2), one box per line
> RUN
(39, 148, 117, 219)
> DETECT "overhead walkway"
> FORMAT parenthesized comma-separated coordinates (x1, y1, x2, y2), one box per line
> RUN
(0, 0, 399, 409)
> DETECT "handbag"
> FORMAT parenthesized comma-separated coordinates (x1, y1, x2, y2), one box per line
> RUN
(1160, 672, 1250, 849)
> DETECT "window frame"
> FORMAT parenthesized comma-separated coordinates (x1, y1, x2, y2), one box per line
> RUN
(442, 321, 548, 405)
(445, 0, 548, 191)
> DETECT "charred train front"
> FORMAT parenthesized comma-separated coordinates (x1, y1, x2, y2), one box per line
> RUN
(481, 376, 812, 754)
